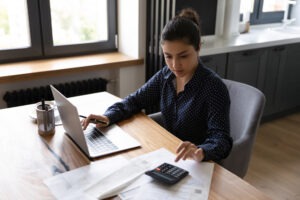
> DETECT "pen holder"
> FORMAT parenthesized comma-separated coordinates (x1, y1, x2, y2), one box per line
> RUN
(36, 104, 55, 136)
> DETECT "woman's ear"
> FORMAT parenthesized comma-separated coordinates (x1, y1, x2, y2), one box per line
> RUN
(195, 42, 201, 52)
(198, 42, 202, 50)
(196, 42, 201, 53)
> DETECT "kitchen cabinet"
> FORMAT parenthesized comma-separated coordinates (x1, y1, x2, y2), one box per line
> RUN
(225, 43, 300, 117)
(263, 44, 300, 116)
(226, 49, 268, 91)
(201, 54, 227, 78)
(277, 43, 300, 112)
(199, 42, 300, 118)
(263, 46, 286, 116)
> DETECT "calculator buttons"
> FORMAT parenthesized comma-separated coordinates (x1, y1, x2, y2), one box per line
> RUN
(145, 163, 189, 185)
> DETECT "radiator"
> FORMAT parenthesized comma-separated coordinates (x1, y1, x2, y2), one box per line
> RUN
(145, 0, 175, 114)
(146, 0, 175, 81)
(3, 78, 107, 107)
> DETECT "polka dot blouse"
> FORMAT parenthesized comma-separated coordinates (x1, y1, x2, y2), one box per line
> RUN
(104, 61, 233, 161)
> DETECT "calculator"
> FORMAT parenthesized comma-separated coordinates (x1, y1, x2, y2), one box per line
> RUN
(145, 163, 189, 185)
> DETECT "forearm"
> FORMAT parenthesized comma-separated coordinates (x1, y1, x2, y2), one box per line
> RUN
(104, 72, 163, 124)
(104, 97, 142, 124)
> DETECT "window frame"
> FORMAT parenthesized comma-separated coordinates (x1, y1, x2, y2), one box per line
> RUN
(0, 0, 117, 63)
(250, 0, 285, 25)
(241, 0, 286, 25)
(0, 0, 43, 63)
(39, 0, 117, 57)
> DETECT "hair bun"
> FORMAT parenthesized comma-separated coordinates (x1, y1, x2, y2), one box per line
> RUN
(178, 8, 201, 28)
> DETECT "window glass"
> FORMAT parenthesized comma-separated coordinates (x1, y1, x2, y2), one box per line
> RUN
(262, 0, 285, 12)
(240, 0, 255, 14)
(0, 0, 30, 50)
(49, 0, 108, 46)
(240, 0, 287, 25)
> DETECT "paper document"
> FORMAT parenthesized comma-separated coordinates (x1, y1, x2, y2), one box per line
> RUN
(44, 156, 129, 200)
(44, 148, 214, 200)
(133, 180, 203, 200)
(84, 158, 151, 199)
(118, 148, 214, 200)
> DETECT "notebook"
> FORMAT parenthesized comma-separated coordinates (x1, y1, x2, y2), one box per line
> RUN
(50, 85, 141, 160)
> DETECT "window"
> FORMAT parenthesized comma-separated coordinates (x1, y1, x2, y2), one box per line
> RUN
(50, 0, 108, 46)
(0, 0, 117, 63)
(240, 0, 290, 25)
(262, 0, 285, 12)
(0, 0, 31, 50)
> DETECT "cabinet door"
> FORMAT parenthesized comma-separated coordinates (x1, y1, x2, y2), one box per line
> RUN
(263, 46, 286, 116)
(227, 49, 268, 91)
(277, 43, 300, 111)
(200, 54, 227, 78)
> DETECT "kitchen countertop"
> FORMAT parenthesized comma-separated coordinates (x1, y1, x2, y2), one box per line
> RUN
(201, 24, 300, 56)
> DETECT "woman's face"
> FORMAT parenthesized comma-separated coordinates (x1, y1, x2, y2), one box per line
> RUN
(162, 40, 199, 79)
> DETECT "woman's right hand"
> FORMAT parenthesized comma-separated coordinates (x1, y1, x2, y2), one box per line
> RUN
(175, 141, 204, 162)
(81, 114, 110, 130)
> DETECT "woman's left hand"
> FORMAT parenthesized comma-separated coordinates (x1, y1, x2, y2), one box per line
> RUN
(175, 141, 204, 162)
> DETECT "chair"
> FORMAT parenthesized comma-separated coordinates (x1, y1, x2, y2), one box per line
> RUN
(148, 79, 266, 178)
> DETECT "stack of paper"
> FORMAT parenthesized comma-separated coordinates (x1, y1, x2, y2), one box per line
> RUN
(44, 148, 214, 200)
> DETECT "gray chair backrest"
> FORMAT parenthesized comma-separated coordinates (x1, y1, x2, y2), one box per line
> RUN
(148, 79, 266, 178)
(220, 79, 265, 178)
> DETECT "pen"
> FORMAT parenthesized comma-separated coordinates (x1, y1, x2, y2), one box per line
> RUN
(79, 115, 109, 125)
(41, 98, 45, 110)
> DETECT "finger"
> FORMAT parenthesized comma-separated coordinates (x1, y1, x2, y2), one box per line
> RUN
(80, 119, 86, 128)
(193, 148, 204, 162)
(175, 143, 191, 162)
(175, 142, 199, 162)
(88, 114, 109, 126)
(97, 116, 110, 126)
(183, 145, 198, 160)
(96, 123, 107, 128)
(82, 118, 89, 130)
(175, 153, 184, 162)
(87, 114, 100, 123)
(176, 148, 192, 162)
(176, 141, 190, 153)
(82, 114, 96, 130)
(175, 148, 186, 162)
(182, 148, 195, 160)
(87, 114, 98, 122)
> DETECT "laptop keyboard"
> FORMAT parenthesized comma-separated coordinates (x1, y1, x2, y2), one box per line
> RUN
(85, 127, 118, 154)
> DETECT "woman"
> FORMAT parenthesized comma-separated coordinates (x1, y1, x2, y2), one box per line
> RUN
(82, 8, 232, 163)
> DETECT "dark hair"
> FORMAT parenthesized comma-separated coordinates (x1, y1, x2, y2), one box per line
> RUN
(161, 8, 201, 51)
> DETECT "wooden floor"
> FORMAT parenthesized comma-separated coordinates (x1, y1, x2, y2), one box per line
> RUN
(245, 112, 300, 200)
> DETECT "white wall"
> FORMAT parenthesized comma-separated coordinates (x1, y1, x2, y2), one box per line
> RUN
(118, 0, 146, 59)
(0, 0, 147, 108)
(117, 0, 146, 98)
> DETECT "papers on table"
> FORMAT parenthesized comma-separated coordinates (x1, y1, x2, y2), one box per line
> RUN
(44, 148, 214, 200)
(44, 156, 129, 200)
(132, 181, 203, 200)
(84, 158, 151, 199)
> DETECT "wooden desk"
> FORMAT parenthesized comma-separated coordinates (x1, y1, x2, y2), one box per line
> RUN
(0, 92, 270, 199)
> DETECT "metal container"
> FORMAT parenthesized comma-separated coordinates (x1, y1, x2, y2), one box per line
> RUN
(36, 104, 55, 136)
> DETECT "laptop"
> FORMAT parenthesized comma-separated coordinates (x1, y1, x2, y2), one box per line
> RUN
(50, 85, 141, 160)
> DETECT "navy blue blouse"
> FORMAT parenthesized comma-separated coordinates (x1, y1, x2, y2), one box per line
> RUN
(104, 62, 232, 161)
